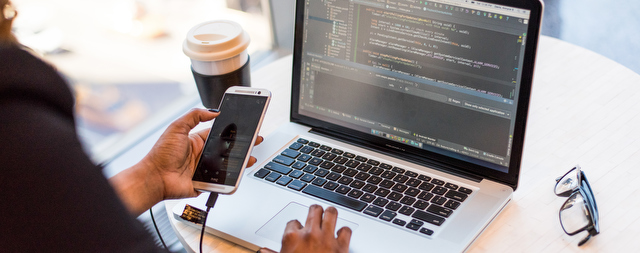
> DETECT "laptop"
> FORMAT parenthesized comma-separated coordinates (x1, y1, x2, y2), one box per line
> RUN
(174, 0, 543, 251)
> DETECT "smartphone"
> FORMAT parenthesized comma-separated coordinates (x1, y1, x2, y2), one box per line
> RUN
(192, 87, 271, 194)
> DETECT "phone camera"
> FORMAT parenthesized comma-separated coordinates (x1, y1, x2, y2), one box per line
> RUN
(257, 91, 262, 95)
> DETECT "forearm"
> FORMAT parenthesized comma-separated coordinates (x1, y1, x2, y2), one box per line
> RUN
(109, 158, 164, 217)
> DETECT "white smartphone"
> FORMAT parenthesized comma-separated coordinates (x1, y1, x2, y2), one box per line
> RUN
(192, 86, 271, 194)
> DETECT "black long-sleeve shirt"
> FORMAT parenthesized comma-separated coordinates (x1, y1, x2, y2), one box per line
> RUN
(0, 45, 163, 252)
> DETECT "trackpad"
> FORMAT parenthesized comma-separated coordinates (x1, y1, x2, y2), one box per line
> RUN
(256, 202, 359, 243)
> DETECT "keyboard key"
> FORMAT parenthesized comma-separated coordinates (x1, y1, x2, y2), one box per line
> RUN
(412, 210, 446, 226)
(418, 191, 434, 202)
(361, 193, 376, 203)
(381, 171, 397, 179)
(379, 163, 393, 170)
(369, 167, 384, 176)
(289, 142, 303, 150)
(300, 174, 316, 183)
(431, 179, 445, 186)
(345, 160, 360, 168)
(373, 197, 389, 207)
(362, 184, 378, 193)
(410, 219, 424, 226)
(322, 153, 337, 161)
(379, 180, 395, 189)
(406, 178, 421, 187)
(432, 186, 448, 195)
(393, 175, 409, 184)
(405, 171, 418, 177)
(254, 168, 270, 179)
(374, 188, 391, 197)
(347, 189, 364, 198)
(343, 152, 355, 159)
(297, 138, 309, 144)
(431, 196, 447, 205)
(418, 174, 431, 181)
(419, 182, 435, 191)
(349, 180, 366, 189)
(338, 177, 353, 185)
(367, 160, 381, 166)
(319, 161, 335, 170)
(406, 222, 421, 231)
(420, 228, 434, 236)
(391, 184, 408, 193)
(297, 154, 312, 162)
(265, 162, 292, 175)
(400, 196, 416, 206)
(356, 163, 372, 172)
(265, 173, 281, 182)
(300, 146, 314, 154)
(366, 176, 382, 185)
(310, 149, 326, 157)
(444, 200, 461, 210)
(354, 155, 368, 162)
(355, 172, 370, 181)
(302, 185, 367, 212)
(380, 210, 397, 221)
(273, 156, 295, 166)
(332, 165, 347, 173)
(399, 206, 415, 216)
(331, 149, 344, 155)
(333, 156, 349, 164)
(405, 188, 420, 197)
(427, 205, 453, 218)
(292, 161, 306, 170)
(319, 145, 332, 151)
(445, 190, 469, 202)
(281, 149, 300, 159)
(444, 183, 458, 190)
(386, 202, 402, 211)
(459, 187, 473, 195)
(363, 205, 384, 217)
(289, 170, 304, 179)
(288, 180, 307, 191)
(413, 200, 429, 210)
(308, 142, 321, 148)
(312, 178, 327, 186)
(324, 181, 339, 190)
(343, 168, 358, 177)
(336, 185, 351, 194)
(314, 168, 330, 177)
(387, 192, 402, 201)
(303, 165, 318, 174)
(392, 167, 405, 173)
(308, 157, 323, 166)
(276, 176, 293, 186)
(326, 172, 341, 181)
(392, 219, 406, 226)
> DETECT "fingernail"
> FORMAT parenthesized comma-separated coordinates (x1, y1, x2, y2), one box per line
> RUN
(208, 109, 219, 112)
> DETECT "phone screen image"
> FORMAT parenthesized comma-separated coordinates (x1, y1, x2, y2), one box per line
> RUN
(192, 94, 268, 186)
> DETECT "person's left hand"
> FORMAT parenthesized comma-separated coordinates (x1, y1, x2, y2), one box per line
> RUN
(143, 108, 264, 200)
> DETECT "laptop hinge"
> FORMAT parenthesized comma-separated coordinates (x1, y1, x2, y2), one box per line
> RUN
(309, 127, 483, 183)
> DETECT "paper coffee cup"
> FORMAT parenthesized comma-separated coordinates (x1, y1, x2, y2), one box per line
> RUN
(183, 20, 250, 75)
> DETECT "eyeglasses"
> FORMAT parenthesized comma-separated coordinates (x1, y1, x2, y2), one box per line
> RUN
(3, 1, 16, 21)
(554, 165, 599, 246)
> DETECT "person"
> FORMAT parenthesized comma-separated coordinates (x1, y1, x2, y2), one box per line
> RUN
(0, 1, 351, 252)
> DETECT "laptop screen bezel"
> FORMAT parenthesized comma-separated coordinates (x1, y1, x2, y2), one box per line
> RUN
(290, 0, 544, 190)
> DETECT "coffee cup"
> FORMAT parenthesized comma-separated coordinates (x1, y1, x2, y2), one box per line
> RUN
(183, 20, 251, 108)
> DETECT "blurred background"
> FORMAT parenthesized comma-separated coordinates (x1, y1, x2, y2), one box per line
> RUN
(7, 0, 639, 251)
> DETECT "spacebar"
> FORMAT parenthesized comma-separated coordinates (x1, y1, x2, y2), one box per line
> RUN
(302, 185, 367, 212)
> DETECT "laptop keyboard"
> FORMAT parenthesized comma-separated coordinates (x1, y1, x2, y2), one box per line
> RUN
(253, 138, 473, 236)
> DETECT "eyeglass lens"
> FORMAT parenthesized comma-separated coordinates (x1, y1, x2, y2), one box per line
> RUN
(559, 192, 591, 234)
(555, 167, 579, 196)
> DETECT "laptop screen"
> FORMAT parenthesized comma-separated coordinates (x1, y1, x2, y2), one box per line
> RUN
(292, 0, 540, 185)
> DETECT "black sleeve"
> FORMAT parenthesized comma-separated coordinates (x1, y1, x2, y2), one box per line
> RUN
(0, 47, 165, 252)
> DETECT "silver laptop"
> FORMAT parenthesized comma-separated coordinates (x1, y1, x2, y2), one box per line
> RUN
(174, 0, 543, 251)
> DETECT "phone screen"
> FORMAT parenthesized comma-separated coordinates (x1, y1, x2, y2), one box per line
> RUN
(192, 94, 268, 186)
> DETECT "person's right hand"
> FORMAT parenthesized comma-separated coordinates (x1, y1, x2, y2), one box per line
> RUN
(259, 205, 352, 253)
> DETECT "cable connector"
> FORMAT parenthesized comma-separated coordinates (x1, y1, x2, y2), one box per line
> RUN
(200, 192, 219, 253)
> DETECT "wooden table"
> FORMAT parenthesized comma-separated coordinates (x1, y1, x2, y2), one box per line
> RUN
(166, 36, 640, 252)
